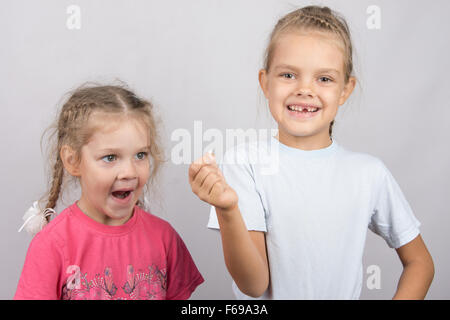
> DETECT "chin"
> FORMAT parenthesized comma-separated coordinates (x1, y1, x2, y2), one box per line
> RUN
(281, 121, 329, 137)
(283, 127, 320, 138)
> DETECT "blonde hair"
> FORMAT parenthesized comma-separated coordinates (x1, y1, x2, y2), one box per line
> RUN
(263, 6, 354, 136)
(41, 83, 164, 219)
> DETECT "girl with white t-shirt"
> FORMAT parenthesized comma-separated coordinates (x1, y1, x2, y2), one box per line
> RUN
(188, 6, 434, 299)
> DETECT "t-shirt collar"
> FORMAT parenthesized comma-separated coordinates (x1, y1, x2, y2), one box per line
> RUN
(69, 202, 139, 235)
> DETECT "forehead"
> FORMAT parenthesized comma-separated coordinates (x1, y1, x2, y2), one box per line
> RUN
(85, 112, 150, 148)
(271, 31, 345, 73)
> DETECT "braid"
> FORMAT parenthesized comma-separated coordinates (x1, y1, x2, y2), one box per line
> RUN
(42, 101, 75, 221)
(44, 155, 64, 221)
(41, 100, 76, 219)
(301, 13, 334, 30)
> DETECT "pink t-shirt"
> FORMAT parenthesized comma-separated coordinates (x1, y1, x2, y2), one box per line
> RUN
(14, 203, 204, 300)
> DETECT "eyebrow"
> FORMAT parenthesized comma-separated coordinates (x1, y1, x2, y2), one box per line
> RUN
(99, 146, 151, 153)
(274, 64, 340, 75)
(316, 68, 341, 75)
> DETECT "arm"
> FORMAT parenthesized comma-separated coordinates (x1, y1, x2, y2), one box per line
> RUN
(14, 233, 62, 299)
(189, 153, 269, 297)
(393, 234, 434, 300)
(216, 206, 269, 297)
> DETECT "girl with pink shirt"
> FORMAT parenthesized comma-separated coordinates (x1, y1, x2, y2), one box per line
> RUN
(15, 83, 203, 300)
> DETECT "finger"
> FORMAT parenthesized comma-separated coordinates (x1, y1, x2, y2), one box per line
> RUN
(198, 176, 225, 203)
(193, 151, 212, 165)
(202, 172, 223, 196)
(188, 162, 202, 182)
(189, 152, 217, 182)
(191, 165, 217, 192)
(204, 151, 217, 166)
(193, 151, 218, 168)
(209, 180, 227, 201)
(193, 155, 205, 165)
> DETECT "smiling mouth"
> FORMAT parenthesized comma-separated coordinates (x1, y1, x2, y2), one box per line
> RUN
(287, 105, 320, 113)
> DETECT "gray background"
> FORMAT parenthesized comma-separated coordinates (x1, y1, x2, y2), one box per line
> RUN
(1, 0, 449, 299)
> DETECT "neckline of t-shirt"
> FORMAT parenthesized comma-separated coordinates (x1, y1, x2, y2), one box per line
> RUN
(270, 136, 339, 158)
(69, 202, 139, 236)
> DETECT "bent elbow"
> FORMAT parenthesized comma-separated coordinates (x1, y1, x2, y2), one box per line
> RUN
(246, 289, 267, 298)
(238, 280, 269, 298)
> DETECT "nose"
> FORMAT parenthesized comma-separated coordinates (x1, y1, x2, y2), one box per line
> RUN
(295, 79, 314, 97)
(118, 159, 138, 180)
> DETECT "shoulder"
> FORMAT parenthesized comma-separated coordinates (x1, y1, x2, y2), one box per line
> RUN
(136, 207, 178, 236)
(32, 205, 74, 246)
(23, 205, 74, 257)
(336, 144, 388, 175)
(135, 207, 188, 253)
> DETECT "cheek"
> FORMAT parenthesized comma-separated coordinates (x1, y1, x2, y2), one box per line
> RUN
(87, 174, 113, 191)
(267, 83, 291, 114)
(320, 87, 343, 106)
(137, 162, 151, 186)
(81, 163, 114, 190)
(269, 81, 291, 100)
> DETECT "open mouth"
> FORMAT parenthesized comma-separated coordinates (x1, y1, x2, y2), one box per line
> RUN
(112, 190, 132, 199)
(287, 105, 320, 113)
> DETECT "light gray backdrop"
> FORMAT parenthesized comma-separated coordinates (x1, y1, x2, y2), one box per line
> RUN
(1, 0, 449, 299)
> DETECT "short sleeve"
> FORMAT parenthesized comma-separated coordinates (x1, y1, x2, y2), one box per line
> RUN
(165, 229, 204, 300)
(207, 145, 267, 231)
(14, 232, 63, 300)
(368, 162, 421, 249)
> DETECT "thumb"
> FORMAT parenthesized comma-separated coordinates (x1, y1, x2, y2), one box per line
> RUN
(204, 150, 217, 165)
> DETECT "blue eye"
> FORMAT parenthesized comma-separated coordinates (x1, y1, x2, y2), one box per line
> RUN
(135, 152, 148, 160)
(102, 155, 116, 163)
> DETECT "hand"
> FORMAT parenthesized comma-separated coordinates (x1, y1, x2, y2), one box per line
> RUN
(189, 152, 238, 211)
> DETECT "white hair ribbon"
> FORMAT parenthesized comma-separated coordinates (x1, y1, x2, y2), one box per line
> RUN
(18, 201, 55, 235)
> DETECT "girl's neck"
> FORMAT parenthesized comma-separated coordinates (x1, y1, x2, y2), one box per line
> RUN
(76, 198, 133, 227)
(276, 130, 332, 151)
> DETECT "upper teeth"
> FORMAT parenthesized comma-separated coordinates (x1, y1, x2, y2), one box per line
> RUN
(288, 105, 318, 112)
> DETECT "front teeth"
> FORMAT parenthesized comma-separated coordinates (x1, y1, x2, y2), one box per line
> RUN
(288, 105, 319, 112)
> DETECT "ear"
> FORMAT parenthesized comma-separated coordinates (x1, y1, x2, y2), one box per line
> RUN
(60, 145, 81, 177)
(259, 69, 269, 99)
(338, 76, 356, 106)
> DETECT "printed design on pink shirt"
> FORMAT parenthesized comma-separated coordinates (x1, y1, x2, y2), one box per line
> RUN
(62, 264, 167, 300)
(122, 264, 168, 300)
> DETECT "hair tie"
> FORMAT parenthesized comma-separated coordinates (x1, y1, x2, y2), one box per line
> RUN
(18, 201, 55, 236)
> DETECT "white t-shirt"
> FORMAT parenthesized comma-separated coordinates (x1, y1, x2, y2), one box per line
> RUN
(207, 137, 420, 299)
